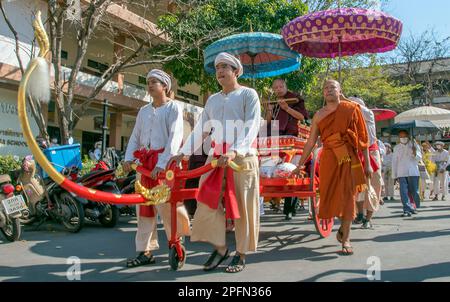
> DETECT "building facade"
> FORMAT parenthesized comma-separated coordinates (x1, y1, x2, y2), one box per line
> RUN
(0, 0, 204, 157)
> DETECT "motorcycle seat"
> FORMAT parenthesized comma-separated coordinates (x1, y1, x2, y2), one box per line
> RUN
(78, 169, 114, 184)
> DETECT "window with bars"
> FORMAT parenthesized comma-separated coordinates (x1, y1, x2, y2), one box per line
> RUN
(177, 89, 199, 103)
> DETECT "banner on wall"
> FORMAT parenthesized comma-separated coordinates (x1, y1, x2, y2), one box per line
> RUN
(0, 89, 39, 157)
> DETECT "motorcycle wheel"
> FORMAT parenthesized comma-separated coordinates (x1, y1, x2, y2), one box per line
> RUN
(1, 216, 21, 242)
(99, 204, 119, 228)
(58, 193, 84, 233)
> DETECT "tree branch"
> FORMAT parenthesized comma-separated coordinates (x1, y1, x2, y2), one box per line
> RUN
(0, 1, 24, 74)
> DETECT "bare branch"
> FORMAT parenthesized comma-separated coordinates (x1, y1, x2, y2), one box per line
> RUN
(0, 1, 25, 74)
(67, 0, 113, 107)
(391, 29, 450, 105)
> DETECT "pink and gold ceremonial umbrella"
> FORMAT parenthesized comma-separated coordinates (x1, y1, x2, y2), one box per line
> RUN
(282, 7, 403, 81)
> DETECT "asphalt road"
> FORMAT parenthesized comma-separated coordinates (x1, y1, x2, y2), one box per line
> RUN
(1, 195, 450, 282)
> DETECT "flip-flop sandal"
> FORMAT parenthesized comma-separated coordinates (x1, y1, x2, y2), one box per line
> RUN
(336, 227, 344, 244)
(225, 255, 245, 273)
(340, 244, 354, 256)
(126, 252, 156, 268)
(203, 249, 230, 271)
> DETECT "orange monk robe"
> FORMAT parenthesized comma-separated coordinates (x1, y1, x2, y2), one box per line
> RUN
(317, 100, 369, 221)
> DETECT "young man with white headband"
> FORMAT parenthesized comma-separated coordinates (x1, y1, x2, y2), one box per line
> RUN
(169, 52, 261, 273)
(123, 69, 190, 268)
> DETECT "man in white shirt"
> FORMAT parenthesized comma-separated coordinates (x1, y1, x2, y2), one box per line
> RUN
(378, 139, 386, 162)
(348, 97, 382, 229)
(432, 141, 449, 201)
(392, 130, 422, 217)
(93, 141, 102, 161)
(169, 52, 261, 273)
(50, 137, 60, 147)
(122, 69, 190, 268)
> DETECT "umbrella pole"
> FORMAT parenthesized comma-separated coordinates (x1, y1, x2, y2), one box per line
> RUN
(337, 0, 342, 83)
(250, 53, 256, 88)
(338, 36, 342, 83)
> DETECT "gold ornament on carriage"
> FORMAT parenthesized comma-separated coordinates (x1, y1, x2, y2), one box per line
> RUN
(134, 181, 171, 206)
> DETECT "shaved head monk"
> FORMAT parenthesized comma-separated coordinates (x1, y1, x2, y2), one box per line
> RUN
(292, 79, 372, 255)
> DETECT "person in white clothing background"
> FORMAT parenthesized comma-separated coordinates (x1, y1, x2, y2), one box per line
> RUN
(392, 130, 422, 217)
(377, 139, 387, 205)
(348, 97, 382, 229)
(382, 143, 395, 201)
(432, 141, 449, 201)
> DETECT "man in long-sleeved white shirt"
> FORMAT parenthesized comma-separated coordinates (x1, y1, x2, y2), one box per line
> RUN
(432, 141, 449, 201)
(123, 69, 190, 268)
(392, 130, 422, 217)
(169, 52, 261, 273)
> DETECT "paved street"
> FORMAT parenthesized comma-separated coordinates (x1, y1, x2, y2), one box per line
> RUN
(1, 196, 450, 282)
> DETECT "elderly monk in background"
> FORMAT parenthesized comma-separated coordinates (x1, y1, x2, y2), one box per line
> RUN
(292, 79, 372, 255)
(264, 78, 309, 220)
(265, 78, 308, 136)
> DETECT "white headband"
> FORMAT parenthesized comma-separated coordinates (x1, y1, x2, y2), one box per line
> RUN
(146, 69, 172, 92)
(214, 52, 243, 78)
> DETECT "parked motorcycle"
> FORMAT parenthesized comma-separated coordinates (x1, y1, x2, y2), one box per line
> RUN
(0, 173, 27, 242)
(115, 171, 136, 216)
(16, 157, 84, 233)
(72, 167, 120, 227)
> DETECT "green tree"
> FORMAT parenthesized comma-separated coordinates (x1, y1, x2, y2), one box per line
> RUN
(307, 55, 420, 113)
(157, 0, 321, 95)
(158, 0, 394, 99)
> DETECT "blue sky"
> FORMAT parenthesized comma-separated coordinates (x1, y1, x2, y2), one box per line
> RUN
(382, 0, 450, 39)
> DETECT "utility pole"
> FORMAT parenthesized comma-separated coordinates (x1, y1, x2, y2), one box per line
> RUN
(101, 99, 111, 160)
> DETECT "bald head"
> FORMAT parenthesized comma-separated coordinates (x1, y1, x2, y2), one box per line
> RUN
(323, 79, 341, 89)
(272, 78, 288, 97)
(323, 79, 341, 103)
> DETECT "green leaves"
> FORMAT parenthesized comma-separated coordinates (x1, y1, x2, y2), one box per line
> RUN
(306, 55, 420, 113)
(157, 0, 313, 91)
(0, 155, 21, 183)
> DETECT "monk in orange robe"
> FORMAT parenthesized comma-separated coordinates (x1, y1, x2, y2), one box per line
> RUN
(292, 80, 372, 255)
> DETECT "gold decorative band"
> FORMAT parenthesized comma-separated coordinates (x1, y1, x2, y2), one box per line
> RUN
(134, 181, 171, 206)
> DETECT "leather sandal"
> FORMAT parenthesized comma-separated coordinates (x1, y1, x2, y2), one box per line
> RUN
(203, 249, 229, 271)
(340, 244, 354, 256)
(225, 255, 245, 273)
(126, 252, 156, 268)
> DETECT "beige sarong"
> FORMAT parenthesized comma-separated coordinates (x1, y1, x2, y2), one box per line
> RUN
(135, 173, 191, 252)
(191, 154, 260, 254)
(357, 150, 383, 212)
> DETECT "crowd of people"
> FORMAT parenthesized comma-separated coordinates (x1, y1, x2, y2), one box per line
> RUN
(118, 51, 448, 272)
(381, 138, 449, 217)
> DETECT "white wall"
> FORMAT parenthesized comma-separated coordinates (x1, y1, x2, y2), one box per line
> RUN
(0, 0, 47, 68)
(0, 88, 39, 156)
